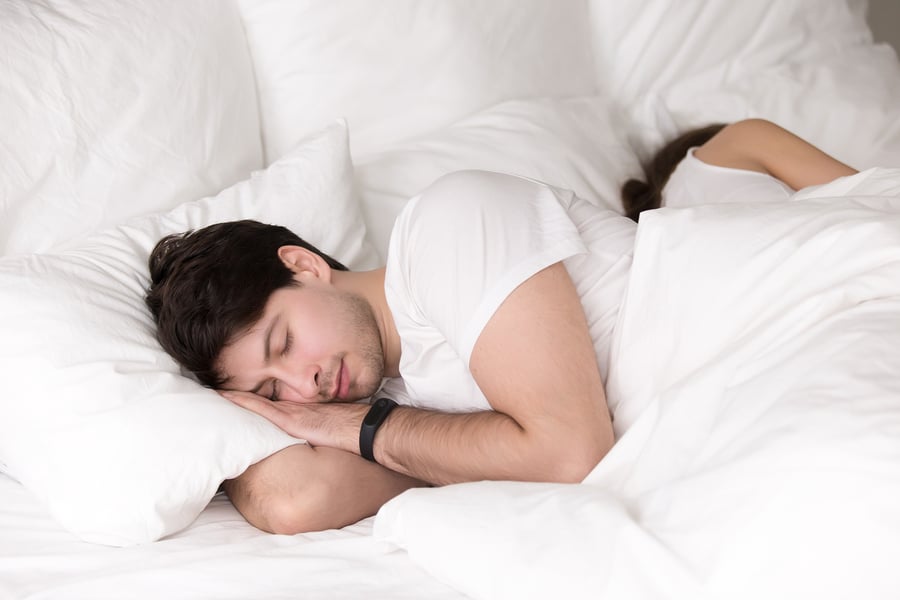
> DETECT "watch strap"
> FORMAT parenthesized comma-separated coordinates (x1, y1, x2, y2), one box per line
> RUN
(359, 397, 398, 463)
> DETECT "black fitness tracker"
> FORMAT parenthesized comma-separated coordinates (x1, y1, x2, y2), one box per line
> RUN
(359, 397, 398, 463)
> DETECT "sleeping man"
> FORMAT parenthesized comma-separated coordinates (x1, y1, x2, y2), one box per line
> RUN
(145, 119, 855, 534)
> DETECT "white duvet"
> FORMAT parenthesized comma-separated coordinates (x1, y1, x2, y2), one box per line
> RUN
(375, 169, 900, 600)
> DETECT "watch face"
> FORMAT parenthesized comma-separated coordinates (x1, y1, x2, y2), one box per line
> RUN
(363, 398, 393, 426)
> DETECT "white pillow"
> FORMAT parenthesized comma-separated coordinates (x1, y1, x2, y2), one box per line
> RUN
(0, 0, 262, 256)
(235, 0, 598, 161)
(0, 120, 375, 546)
(354, 97, 641, 259)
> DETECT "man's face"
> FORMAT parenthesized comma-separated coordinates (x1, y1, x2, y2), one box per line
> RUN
(216, 280, 385, 403)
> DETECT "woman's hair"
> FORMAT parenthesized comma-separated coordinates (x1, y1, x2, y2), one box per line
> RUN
(621, 123, 727, 221)
(145, 219, 348, 388)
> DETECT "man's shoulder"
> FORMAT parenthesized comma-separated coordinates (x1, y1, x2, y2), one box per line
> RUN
(402, 170, 551, 223)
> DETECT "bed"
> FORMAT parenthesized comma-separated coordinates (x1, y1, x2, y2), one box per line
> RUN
(2, 1, 900, 598)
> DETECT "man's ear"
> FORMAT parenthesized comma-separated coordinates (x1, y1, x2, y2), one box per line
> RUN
(277, 246, 332, 283)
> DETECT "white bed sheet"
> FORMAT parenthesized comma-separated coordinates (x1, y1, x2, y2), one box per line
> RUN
(0, 472, 466, 600)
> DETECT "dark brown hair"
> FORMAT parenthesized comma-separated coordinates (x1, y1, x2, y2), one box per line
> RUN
(145, 220, 348, 387)
(621, 123, 727, 221)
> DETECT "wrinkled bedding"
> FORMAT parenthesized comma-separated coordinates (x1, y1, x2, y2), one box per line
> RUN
(374, 170, 900, 600)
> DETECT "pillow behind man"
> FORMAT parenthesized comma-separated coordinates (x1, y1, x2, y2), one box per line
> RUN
(0, 120, 376, 546)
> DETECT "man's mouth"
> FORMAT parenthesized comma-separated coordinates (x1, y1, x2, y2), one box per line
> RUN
(331, 358, 348, 401)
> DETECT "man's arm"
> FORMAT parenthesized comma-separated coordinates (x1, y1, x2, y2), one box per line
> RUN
(374, 261, 612, 483)
(694, 118, 857, 188)
(226, 261, 615, 485)
(223, 443, 426, 534)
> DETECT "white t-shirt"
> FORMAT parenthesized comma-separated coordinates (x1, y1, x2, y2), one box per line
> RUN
(662, 148, 793, 208)
(382, 170, 635, 413)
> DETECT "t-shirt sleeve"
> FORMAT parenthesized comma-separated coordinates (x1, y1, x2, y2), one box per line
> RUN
(385, 170, 587, 366)
(663, 148, 793, 208)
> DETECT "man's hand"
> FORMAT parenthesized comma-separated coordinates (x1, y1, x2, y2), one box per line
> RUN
(219, 390, 367, 450)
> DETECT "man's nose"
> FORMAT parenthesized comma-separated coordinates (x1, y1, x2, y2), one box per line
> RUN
(274, 364, 321, 402)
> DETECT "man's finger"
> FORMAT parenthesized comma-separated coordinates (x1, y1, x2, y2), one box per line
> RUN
(221, 391, 312, 442)
(222, 391, 281, 420)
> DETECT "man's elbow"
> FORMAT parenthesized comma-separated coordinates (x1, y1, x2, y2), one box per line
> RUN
(225, 476, 338, 535)
(252, 482, 354, 535)
(544, 435, 613, 483)
(551, 452, 605, 483)
(263, 494, 328, 535)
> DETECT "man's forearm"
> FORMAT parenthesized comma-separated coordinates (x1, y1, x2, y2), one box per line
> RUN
(318, 402, 603, 486)
(376, 406, 548, 485)
(223, 443, 427, 534)
(222, 385, 609, 486)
